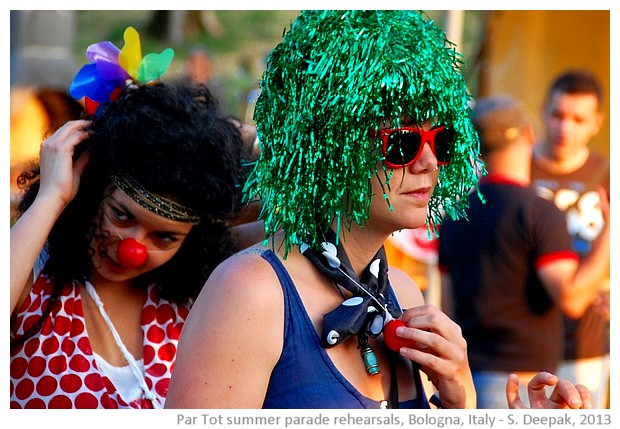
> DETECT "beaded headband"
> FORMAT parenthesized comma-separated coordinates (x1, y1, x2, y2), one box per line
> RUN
(110, 171, 201, 224)
(244, 10, 482, 256)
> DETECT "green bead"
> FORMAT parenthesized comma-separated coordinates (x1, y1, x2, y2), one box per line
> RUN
(361, 345, 380, 375)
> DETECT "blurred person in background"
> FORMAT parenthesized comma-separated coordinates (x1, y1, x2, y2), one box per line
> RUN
(439, 94, 609, 408)
(531, 69, 610, 408)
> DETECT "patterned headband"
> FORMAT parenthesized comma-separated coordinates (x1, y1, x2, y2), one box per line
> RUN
(110, 171, 201, 225)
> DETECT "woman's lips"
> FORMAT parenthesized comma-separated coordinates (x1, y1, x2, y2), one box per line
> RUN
(402, 186, 432, 202)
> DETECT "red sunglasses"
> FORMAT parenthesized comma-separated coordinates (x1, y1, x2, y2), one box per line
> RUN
(378, 126, 455, 169)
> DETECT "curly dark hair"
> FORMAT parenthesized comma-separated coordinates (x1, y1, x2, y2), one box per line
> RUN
(16, 82, 247, 304)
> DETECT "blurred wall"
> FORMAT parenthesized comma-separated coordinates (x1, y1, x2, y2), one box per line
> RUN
(11, 10, 79, 90)
(478, 10, 610, 158)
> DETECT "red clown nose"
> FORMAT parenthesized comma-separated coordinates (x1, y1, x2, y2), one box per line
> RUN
(383, 319, 417, 352)
(116, 238, 148, 268)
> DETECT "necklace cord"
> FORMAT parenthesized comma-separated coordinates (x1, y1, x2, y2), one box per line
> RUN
(84, 281, 159, 404)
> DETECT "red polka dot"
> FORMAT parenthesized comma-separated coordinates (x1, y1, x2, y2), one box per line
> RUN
(102, 375, 115, 392)
(41, 317, 54, 335)
(178, 305, 189, 319)
(142, 305, 157, 325)
(49, 394, 73, 408)
(10, 400, 23, 409)
(70, 318, 85, 336)
(42, 336, 60, 354)
(20, 294, 33, 312)
(146, 326, 165, 343)
(52, 298, 63, 314)
(12, 317, 25, 333)
(166, 322, 183, 340)
(77, 336, 92, 354)
(84, 373, 104, 391)
(75, 392, 99, 408)
(24, 398, 47, 409)
(146, 363, 167, 377)
(156, 304, 174, 324)
(14, 379, 35, 400)
(61, 337, 76, 355)
(24, 337, 41, 357)
(143, 345, 155, 365)
(32, 278, 45, 294)
(10, 340, 24, 355)
(158, 343, 176, 362)
(27, 356, 47, 377)
(53, 315, 72, 336)
(11, 357, 28, 378)
(100, 394, 118, 409)
(30, 293, 43, 313)
(23, 314, 42, 333)
(155, 378, 170, 397)
(63, 297, 75, 315)
(35, 375, 58, 396)
(69, 354, 91, 372)
(48, 355, 68, 374)
(59, 373, 83, 393)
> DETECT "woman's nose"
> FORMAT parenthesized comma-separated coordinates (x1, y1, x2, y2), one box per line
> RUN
(408, 141, 438, 173)
(114, 223, 147, 244)
(117, 237, 148, 268)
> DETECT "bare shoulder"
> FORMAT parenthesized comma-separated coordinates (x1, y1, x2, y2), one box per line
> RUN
(181, 243, 286, 360)
(195, 245, 283, 311)
(167, 244, 285, 408)
(388, 266, 425, 310)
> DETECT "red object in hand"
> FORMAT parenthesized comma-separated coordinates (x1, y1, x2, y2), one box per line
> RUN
(383, 319, 417, 352)
(117, 238, 148, 268)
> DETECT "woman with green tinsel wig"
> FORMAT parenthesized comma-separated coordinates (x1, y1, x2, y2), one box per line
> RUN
(167, 10, 594, 409)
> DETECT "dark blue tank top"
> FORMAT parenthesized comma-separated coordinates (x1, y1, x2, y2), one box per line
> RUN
(260, 250, 430, 409)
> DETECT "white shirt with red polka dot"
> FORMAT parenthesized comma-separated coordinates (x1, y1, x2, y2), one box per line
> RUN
(10, 273, 190, 409)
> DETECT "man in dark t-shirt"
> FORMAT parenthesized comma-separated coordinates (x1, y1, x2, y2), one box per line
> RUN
(439, 95, 610, 408)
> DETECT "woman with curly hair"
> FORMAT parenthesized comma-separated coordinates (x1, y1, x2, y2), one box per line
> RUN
(10, 28, 253, 409)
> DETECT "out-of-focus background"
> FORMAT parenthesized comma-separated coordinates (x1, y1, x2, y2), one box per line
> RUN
(10, 9, 610, 229)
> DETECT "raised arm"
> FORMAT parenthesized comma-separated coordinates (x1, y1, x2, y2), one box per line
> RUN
(10, 120, 91, 313)
(165, 252, 284, 408)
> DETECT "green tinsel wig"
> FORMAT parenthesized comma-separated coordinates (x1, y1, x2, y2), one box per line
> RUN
(244, 10, 481, 256)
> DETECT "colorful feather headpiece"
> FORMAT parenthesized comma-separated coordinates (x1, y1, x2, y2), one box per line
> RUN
(69, 26, 174, 115)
